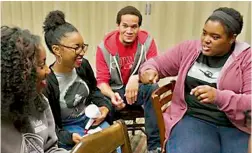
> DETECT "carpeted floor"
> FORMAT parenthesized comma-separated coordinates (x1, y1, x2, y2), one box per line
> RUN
(126, 119, 147, 153)
(129, 131, 147, 153)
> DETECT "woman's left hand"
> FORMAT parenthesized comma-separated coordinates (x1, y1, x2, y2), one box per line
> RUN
(92, 106, 109, 126)
(190, 85, 217, 104)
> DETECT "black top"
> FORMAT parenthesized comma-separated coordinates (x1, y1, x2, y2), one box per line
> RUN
(184, 50, 234, 127)
(43, 58, 112, 145)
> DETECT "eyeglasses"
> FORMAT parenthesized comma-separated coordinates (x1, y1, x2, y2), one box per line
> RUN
(57, 43, 89, 55)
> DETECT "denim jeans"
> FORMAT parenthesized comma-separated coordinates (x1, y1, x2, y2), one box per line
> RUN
(113, 84, 161, 150)
(166, 115, 249, 153)
(61, 115, 121, 153)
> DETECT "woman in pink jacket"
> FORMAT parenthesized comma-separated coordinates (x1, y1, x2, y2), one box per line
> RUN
(140, 7, 251, 153)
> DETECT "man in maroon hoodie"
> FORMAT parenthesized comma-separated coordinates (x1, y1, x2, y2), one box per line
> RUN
(95, 5, 161, 153)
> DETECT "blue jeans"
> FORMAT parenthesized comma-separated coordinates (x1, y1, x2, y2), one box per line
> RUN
(61, 115, 121, 153)
(166, 115, 249, 153)
(113, 84, 161, 150)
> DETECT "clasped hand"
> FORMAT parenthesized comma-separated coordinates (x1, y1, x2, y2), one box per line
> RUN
(190, 85, 217, 104)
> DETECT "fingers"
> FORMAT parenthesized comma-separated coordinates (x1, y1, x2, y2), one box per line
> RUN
(190, 85, 207, 96)
(92, 118, 103, 126)
(140, 69, 158, 84)
(114, 92, 122, 101)
(148, 74, 155, 83)
(111, 92, 125, 110)
(196, 93, 207, 101)
(111, 92, 124, 106)
(98, 107, 109, 118)
(115, 103, 126, 110)
(134, 90, 137, 102)
(93, 113, 106, 126)
(200, 97, 211, 103)
(152, 74, 159, 84)
(125, 88, 138, 105)
(190, 85, 216, 104)
(149, 72, 158, 84)
(72, 133, 82, 144)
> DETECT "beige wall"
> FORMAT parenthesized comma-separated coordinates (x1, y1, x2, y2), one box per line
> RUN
(1, 1, 251, 69)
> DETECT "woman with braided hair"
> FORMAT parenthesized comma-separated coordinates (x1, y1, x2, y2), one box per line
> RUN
(140, 7, 250, 153)
(1, 26, 68, 153)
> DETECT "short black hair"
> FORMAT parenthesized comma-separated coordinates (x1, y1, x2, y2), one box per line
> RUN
(116, 6, 142, 27)
(43, 10, 78, 54)
(206, 7, 243, 36)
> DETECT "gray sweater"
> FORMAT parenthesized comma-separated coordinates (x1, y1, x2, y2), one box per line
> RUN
(1, 97, 69, 153)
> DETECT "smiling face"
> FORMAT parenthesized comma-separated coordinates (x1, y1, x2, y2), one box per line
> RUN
(36, 45, 50, 93)
(118, 14, 140, 45)
(56, 31, 86, 69)
(201, 20, 235, 56)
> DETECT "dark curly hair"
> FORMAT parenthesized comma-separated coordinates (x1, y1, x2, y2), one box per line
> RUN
(43, 10, 78, 54)
(116, 6, 142, 27)
(1, 26, 47, 133)
(206, 7, 243, 36)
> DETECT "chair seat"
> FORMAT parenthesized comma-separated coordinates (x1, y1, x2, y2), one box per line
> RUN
(115, 105, 144, 120)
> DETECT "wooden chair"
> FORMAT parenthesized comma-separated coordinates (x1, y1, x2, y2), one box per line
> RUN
(71, 120, 132, 153)
(152, 80, 252, 153)
(151, 80, 176, 151)
(114, 105, 145, 135)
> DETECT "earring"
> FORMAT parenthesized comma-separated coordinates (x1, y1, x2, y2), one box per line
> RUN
(57, 55, 62, 64)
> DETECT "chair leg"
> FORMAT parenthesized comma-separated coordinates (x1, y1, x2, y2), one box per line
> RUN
(132, 119, 137, 135)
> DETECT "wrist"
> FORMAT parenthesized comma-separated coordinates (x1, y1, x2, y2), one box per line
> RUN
(129, 75, 139, 82)
(108, 92, 115, 99)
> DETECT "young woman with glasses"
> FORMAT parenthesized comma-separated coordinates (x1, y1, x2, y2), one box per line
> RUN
(42, 10, 113, 150)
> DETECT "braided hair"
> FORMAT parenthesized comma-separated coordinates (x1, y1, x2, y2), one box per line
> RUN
(1, 26, 47, 133)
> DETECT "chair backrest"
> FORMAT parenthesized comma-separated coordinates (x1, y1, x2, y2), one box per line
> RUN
(151, 80, 176, 151)
(71, 120, 132, 153)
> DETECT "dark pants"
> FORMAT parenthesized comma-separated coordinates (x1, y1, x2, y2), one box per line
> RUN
(166, 115, 249, 153)
(111, 83, 161, 150)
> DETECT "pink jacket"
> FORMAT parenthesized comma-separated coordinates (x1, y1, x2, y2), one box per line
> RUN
(140, 40, 251, 143)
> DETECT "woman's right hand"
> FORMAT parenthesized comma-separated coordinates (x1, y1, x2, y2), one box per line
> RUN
(140, 69, 159, 84)
(72, 133, 82, 144)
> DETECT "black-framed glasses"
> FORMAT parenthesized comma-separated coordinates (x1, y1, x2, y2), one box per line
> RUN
(57, 43, 89, 55)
